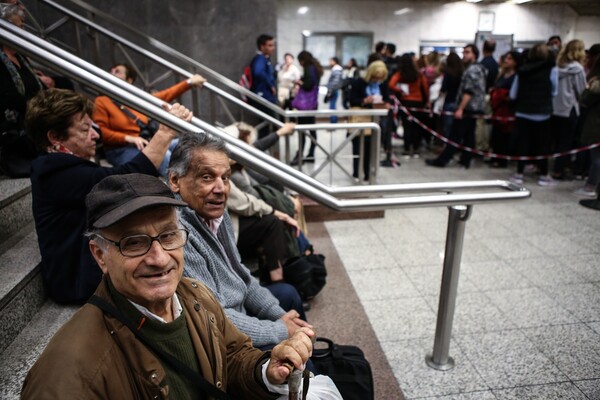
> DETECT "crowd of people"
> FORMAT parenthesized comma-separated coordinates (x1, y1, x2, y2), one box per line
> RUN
(2, 0, 600, 394)
(1, 3, 344, 397)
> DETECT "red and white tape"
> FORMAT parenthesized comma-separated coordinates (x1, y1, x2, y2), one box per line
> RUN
(395, 101, 600, 161)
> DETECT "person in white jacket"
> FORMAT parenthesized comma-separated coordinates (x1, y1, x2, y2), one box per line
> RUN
(551, 39, 587, 179)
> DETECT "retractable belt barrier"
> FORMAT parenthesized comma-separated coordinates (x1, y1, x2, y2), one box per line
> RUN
(394, 100, 600, 161)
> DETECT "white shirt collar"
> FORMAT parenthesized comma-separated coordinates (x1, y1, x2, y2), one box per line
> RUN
(204, 215, 224, 236)
(128, 293, 183, 324)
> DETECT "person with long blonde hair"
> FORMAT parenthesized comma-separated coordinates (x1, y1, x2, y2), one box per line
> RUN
(551, 39, 587, 179)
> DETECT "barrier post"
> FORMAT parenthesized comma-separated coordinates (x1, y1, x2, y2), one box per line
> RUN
(426, 205, 472, 370)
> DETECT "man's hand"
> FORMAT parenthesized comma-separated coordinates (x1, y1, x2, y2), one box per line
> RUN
(276, 123, 296, 137)
(280, 310, 312, 337)
(266, 327, 315, 385)
(188, 74, 207, 88)
(454, 108, 464, 120)
(273, 210, 300, 237)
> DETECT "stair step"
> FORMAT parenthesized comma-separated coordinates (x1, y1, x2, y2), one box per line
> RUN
(0, 301, 79, 399)
(0, 230, 44, 354)
(0, 178, 33, 246)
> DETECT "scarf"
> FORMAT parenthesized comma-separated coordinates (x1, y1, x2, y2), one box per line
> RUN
(0, 47, 42, 96)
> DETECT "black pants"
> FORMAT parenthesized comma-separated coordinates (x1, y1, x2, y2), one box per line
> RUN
(296, 116, 317, 157)
(551, 108, 578, 176)
(248, 98, 278, 139)
(515, 117, 550, 175)
(238, 214, 290, 276)
(351, 134, 371, 180)
(435, 114, 477, 166)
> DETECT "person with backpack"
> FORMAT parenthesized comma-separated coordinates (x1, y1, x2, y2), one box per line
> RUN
(248, 34, 278, 139)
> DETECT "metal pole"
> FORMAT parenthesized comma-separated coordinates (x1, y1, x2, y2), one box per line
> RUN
(426, 205, 472, 371)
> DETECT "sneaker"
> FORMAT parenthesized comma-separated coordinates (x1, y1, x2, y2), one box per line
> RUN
(574, 186, 597, 197)
(411, 152, 420, 159)
(537, 175, 558, 187)
(509, 173, 524, 184)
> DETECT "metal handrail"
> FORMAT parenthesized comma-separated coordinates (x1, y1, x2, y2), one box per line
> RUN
(1, 21, 531, 372)
(32, 0, 389, 121)
(1, 20, 530, 208)
(3, 20, 383, 187)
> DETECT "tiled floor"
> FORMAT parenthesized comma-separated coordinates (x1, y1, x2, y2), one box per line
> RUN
(302, 130, 600, 399)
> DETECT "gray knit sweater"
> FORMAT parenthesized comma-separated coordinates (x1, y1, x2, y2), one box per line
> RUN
(180, 206, 288, 346)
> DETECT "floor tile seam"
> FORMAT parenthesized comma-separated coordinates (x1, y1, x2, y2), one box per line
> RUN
(519, 329, 600, 379)
(488, 379, 585, 393)
(408, 388, 498, 399)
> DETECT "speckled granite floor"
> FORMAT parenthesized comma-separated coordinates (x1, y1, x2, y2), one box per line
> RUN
(302, 131, 600, 399)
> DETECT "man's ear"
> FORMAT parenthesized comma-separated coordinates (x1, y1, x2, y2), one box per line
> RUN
(89, 239, 108, 275)
(168, 173, 180, 193)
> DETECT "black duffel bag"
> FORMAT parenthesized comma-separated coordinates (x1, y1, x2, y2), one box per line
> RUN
(282, 249, 326, 301)
(312, 337, 374, 400)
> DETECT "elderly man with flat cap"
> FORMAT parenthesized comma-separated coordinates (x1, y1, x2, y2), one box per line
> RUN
(21, 173, 315, 400)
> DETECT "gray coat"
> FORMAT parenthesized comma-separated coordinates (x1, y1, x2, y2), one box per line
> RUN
(180, 207, 288, 346)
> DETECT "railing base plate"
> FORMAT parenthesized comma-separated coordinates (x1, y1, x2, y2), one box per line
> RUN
(425, 354, 455, 371)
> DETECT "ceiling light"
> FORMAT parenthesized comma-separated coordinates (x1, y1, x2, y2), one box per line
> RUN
(466, 0, 483, 3)
(394, 8, 413, 16)
(298, 6, 309, 14)
(512, 0, 532, 3)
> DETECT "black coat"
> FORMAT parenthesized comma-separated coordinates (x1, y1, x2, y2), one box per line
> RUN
(30, 152, 157, 303)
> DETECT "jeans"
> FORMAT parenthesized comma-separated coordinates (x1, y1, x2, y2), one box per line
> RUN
(328, 90, 339, 123)
(105, 139, 179, 177)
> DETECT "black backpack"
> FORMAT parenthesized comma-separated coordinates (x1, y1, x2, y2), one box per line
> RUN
(312, 337, 374, 400)
(282, 249, 327, 301)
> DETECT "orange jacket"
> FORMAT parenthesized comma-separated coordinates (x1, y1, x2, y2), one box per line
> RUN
(93, 80, 191, 147)
(388, 72, 429, 104)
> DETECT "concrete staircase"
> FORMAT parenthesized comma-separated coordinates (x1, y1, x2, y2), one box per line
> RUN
(0, 177, 78, 399)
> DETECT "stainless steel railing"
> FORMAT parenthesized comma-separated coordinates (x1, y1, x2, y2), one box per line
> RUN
(28, 0, 389, 122)
(0, 20, 531, 371)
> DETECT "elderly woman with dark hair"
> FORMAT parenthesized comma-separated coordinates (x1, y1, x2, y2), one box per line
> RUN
(0, 2, 44, 177)
(26, 88, 191, 304)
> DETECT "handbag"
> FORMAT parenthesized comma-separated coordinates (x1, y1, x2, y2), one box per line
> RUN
(312, 337, 374, 400)
(283, 248, 327, 301)
(292, 66, 318, 111)
(112, 100, 160, 140)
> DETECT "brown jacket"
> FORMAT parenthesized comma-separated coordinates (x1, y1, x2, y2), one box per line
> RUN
(21, 277, 279, 399)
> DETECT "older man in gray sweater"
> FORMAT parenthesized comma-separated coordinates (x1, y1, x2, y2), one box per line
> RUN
(168, 132, 310, 348)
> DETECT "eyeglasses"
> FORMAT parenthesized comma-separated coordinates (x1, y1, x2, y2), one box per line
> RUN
(95, 229, 189, 257)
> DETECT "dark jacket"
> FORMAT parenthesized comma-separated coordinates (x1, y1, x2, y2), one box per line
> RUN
(515, 60, 555, 115)
(30, 152, 157, 303)
(580, 78, 600, 145)
(21, 277, 277, 399)
(251, 53, 276, 104)
(348, 78, 390, 108)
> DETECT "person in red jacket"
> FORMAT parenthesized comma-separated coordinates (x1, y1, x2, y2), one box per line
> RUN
(93, 63, 205, 175)
(389, 54, 429, 157)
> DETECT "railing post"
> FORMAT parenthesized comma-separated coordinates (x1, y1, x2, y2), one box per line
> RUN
(426, 205, 472, 371)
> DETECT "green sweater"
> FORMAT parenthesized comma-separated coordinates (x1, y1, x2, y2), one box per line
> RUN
(108, 280, 203, 399)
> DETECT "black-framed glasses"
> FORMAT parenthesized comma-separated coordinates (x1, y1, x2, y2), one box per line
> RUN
(95, 229, 189, 257)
